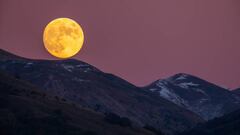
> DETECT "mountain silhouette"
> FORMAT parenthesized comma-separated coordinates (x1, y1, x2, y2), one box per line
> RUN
(0, 49, 203, 135)
(144, 73, 240, 120)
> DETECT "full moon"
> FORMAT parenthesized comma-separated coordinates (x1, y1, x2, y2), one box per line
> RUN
(43, 18, 84, 58)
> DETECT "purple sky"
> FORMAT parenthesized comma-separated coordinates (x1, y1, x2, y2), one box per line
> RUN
(0, 0, 239, 88)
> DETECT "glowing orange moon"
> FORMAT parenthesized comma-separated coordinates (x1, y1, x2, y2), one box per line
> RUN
(43, 18, 84, 58)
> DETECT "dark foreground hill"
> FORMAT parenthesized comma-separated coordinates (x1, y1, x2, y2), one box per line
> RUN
(0, 71, 155, 135)
(233, 88, 240, 96)
(0, 49, 203, 135)
(180, 108, 240, 135)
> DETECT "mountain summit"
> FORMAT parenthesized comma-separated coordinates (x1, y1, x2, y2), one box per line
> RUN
(144, 73, 240, 120)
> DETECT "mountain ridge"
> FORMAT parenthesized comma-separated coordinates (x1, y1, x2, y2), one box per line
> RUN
(144, 73, 240, 120)
(0, 49, 203, 135)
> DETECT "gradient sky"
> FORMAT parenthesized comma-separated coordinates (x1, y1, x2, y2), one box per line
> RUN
(0, 0, 239, 88)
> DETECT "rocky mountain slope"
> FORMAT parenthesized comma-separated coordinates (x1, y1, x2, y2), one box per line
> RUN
(0, 49, 203, 135)
(144, 73, 240, 120)
(0, 71, 155, 135)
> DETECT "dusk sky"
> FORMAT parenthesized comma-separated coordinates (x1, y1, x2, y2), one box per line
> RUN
(0, 0, 239, 88)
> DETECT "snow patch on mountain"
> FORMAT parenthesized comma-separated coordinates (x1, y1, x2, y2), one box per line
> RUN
(175, 74, 188, 80)
(149, 88, 158, 92)
(72, 77, 90, 82)
(24, 62, 33, 68)
(61, 64, 75, 72)
(194, 88, 208, 96)
(153, 80, 189, 107)
(178, 82, 200, 89)
(84, 68, 92, 73)
(199, 98, 208, 104)
(76, 64, 90, 68)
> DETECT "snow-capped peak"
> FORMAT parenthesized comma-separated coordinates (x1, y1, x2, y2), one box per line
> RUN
(167, 73, 193, 81)
(145, 73, 240, 120)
